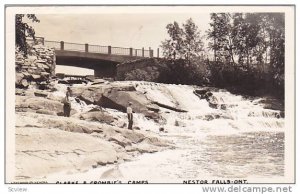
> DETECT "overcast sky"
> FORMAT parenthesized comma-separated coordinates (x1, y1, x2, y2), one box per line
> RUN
(32, 13, 211, 51)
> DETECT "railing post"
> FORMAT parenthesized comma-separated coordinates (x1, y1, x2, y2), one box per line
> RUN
(85, 43, 89, 52)
(157, 48, 159, 58)
(60, 41, 64, 50)
(108, 46, 111, 55)
(130, 48, 133, 56)
(149, 47, 152, 58)
(148, 47, 153, 58)
(135, 49, 137, 56)
(142, 47, 144, 57)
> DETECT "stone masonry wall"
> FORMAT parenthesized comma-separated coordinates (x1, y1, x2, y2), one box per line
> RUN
(15, 44, 56, 88)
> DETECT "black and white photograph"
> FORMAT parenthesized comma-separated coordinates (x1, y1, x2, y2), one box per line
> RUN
(4, 5, 295, 187)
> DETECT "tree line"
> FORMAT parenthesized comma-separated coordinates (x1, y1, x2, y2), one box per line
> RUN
(15, 13, 285, 98)
(160, 13, 285, 98)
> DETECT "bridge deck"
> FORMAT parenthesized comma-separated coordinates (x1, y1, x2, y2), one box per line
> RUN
(44, 40, 154, 58)
(27, 37, 161, 78)
(28, 37, 161, 58)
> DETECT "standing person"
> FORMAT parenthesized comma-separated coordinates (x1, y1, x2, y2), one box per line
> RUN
(63, 87, 72, 117)
(127, 102, 133, 130)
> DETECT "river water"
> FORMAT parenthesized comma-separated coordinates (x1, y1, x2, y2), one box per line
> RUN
(49, 81, 284, 183)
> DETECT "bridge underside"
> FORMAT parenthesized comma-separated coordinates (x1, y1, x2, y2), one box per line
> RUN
(56, 56, 118, 78)
(55, 50, 144, 78)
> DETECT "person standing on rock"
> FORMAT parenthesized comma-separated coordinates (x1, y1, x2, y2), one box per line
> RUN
(63, 87, 72, 117)
(127, 102, 133, 130)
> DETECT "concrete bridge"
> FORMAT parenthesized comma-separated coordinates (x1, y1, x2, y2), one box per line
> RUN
(39, 39, 158, 77)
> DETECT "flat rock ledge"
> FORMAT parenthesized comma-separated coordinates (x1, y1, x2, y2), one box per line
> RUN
(15, 112, 173, 180)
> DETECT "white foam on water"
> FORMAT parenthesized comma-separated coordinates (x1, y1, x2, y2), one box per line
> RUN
(48, 81, 284, 182)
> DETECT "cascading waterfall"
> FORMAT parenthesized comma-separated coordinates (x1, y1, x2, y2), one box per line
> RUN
(52, 81, 284, 181)
(119, 81, 284, 181)
(132, 81, 284, 134)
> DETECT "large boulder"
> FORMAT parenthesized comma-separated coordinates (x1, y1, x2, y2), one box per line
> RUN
(193, 89, 211, 99)
(79, 111, 115, 124)
(117, 129, 146, 144)
(16, 96, 63, 113)
(37, 116, 95, 134)
(71, 86, 108, 104)
(108, 134, 132, 147)
(99, 89, 151, 113)
(73, 85, 159, 120)
(15, 96, 77, 116)
(72, 85, 136, 105)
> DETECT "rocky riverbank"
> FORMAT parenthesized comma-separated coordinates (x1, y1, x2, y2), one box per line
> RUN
(14, 78, 285, 182)
(15, 81, 175, 181)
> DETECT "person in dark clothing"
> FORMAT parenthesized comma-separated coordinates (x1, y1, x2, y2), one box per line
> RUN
(63, 87, 72, 117)
(127, 102, 133, 130)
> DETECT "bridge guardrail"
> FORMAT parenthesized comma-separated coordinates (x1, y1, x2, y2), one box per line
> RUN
(26, 36, 45, 46)
(143, 50, 151, 57)
(89, 44, 109, 54)
(44, 40, 61, 50)
(36, 39, 155, 58)
(134, 49, 143, 57)
(64, 42, 85, 52)
(111, 46, 131, 56)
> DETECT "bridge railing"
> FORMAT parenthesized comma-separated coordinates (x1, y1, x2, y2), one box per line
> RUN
(26, 36, 45, 46)
(143, 50, 151, 58)
(64, 42, 85, 52)
(44, 40, 61, 50)
(133, 49, 152, 57)
(89, 44, 109, 54)
(42, 39, 155, 58)
(111, 46, 131, 56)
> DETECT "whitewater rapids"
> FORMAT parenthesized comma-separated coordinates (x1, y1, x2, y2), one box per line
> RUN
(48, 81, 284, 183)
